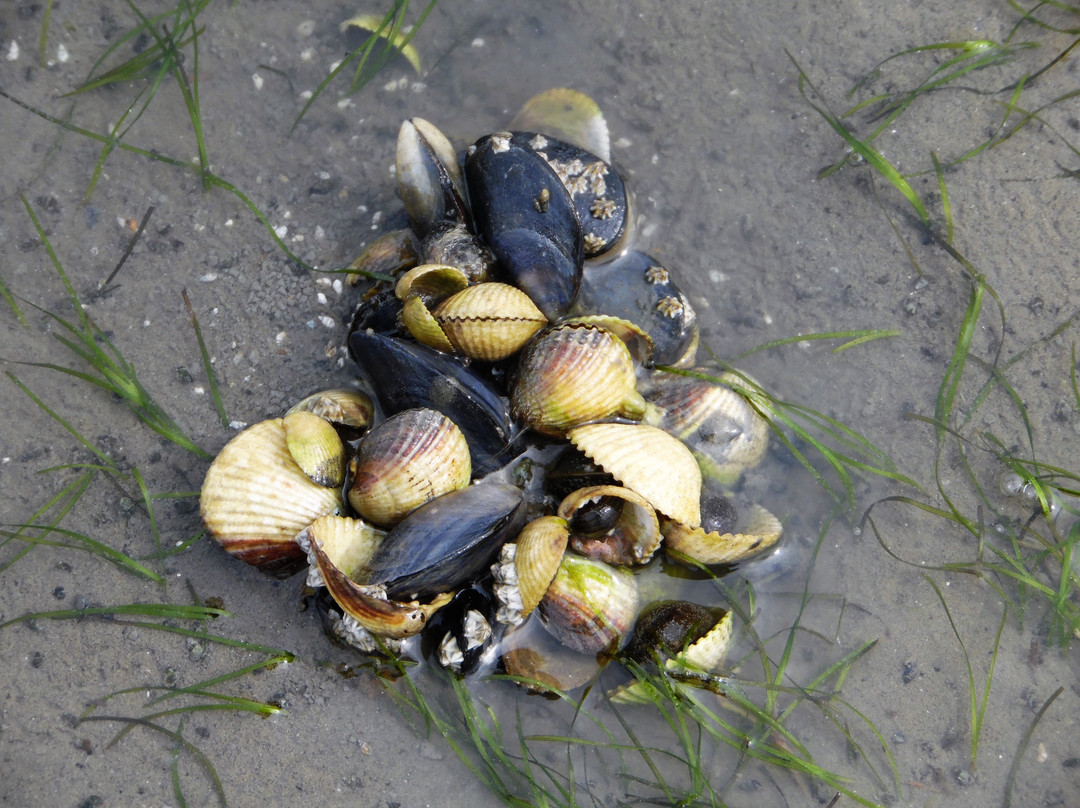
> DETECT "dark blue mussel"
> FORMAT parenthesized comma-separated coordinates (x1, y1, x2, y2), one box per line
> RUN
(573, 250, 699, 368)
(465, 132, 584, 319)
(348, 329, 523, 475)
(523, 132, 629, 258)
(366, 483, 527, 602)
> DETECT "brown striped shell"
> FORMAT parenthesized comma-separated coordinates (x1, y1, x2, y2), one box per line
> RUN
(512, 324, 645, 436)
(200, 419, 343, 577)
(286, 388, 375, 437)
(567, 423, 702, 528)
(661, 503, 782, 566)
(348, 408, 471, 527)
(644, 369, 769, 483)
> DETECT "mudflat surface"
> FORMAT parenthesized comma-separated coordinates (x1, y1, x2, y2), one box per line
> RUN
(1, 2, 1078, 807)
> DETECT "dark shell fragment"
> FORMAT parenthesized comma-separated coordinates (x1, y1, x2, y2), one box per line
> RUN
(623, 600, 720, 665)
(366, 483, 527, 601)
(348, 330, 523, 475)
(465, 132, 584, 319)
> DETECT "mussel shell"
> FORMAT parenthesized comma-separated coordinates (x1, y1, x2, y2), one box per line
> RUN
(573, 250, 698, 368)
(420, 221, 494, 284)
(396, 118, 469, 238)
(366, 483, 528, 602)
(623, 601, 721, 665)
(348, 408, 472, 527)
(524, 133, 629, 258)
(424, 584, 498, 674)
(346, 228, 419, 285)
(349, 329, 523, 476)
(349, 287, 404, 336)
(200, 420, 343, 578)
(465, 132, 583, 319)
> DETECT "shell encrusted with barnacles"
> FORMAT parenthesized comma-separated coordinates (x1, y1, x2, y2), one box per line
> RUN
(199, 88, 782, 690)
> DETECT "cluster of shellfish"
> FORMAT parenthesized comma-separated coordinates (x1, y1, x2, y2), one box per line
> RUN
(200, 89, 782, 691)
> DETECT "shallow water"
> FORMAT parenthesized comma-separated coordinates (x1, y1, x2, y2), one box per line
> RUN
(2, 1, 1079, 807)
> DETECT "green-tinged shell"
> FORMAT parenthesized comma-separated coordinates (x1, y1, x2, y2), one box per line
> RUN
(509, 88, 610, 163)
(286, 388, 375, 435)
(493, 515, 569, 627)
(538, 553, 638, 655)
(512, 324, 645, 436)
(557, 485, 660, 566)
(644, 369, 769, 484)
(340, 15, 422, 73)
(282, 410, 347, 488)
(434, 282, 548, 361)
(200, 419, 342, 577)
(661, 503, 782, 566)
(394, 263, 470, 306)
(304, 514, 451, 639)
(348, 408, 471, 527)
(567, 423, 702, 527)
(402, 294, 456, 353)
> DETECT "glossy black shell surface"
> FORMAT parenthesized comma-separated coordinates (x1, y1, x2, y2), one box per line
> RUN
(465, 132, 583, 319)
(367, 483, 527, 601)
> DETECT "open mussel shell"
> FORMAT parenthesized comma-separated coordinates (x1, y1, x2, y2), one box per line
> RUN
(643, 369, 769, 483)
(661, 502, 782, 566)
(509, 88, 611, 163)
(348, 408, 471, 527)
(512, 323, 645, 436)
(200, 419, 344, 578)
(349, 329, 523, 475)
(568, 422, 702, 528)
(286, 388, 375, 439)
(557, 485, 661, 566)
(365, 482, 528, 602)
(396, 118, 469, 238)
(304, 515, 451, 640)
(492, 514, 569, 627)
(465, 131, 583, 319)
(573, 250, 698, 368)
(282, 410, 347, 489)
(538, 553, 639, 655)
